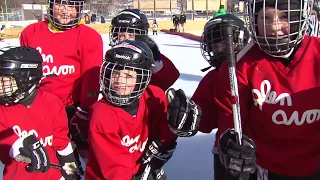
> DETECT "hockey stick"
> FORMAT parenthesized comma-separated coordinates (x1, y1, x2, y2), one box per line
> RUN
(15, 154, 83, 176)
(140, 155, 153, 180)
(222, 21, 243, 145)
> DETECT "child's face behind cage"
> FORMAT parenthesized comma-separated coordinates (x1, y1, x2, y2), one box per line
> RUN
(257, 7, 289, 38)
(53, 1, 78, 25)
(109, 69, 137, 96)
(0, 76, 18, 96)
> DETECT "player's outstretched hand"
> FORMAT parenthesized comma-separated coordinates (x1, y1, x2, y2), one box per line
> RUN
(166, 88, 202, 137)
(18, 135, 50, 173)
(219, 129, 257, 180)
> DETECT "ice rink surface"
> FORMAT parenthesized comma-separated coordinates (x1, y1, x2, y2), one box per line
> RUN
(0, 32, 217, 180)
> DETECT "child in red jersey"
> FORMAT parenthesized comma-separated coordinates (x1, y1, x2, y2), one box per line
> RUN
(0, 46, 82, 180)
(19, 0, 103, 153)
(85, 40, 178, 180)
(164, 14, 250, 180)
(109, 8, 180, 91)
(214, 0, 320, 179)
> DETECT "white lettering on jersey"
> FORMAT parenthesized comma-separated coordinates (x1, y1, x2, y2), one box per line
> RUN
(36, 46, 75, 76)
(252, 80, 319, 126)
(121, 134, 148, 153)
(272, 109, 320, 126)
(12, 125, 53, 147)
(252, 80, 292, 110)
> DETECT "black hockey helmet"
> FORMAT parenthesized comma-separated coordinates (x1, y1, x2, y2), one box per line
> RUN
(101, 40, 154, 106)
(47, 0, 86, 30)
(200, 14, 249, 69)
(109, 9, 150, 46)
(0, 46, 43, 106)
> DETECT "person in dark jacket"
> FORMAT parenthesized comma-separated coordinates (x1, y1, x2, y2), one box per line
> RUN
(179, 11, 186, 32)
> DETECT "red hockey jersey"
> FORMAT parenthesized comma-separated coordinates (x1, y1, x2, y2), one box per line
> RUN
(20, 21, 103, 107)
(214, 36, 320, 176)
(191, 69, 218, 134)
(150, 54, 180, 91)
(85, 85, 178, 180)
(0, 90, 72, 180)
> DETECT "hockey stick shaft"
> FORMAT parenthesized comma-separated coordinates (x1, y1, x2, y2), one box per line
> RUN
(222, 22, 243, 145)
(140, 155, 153, 180)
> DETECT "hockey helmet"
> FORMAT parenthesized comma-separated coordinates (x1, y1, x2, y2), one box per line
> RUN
(109, 9, 149, 46)
(47, 0, 86, 30)
(246, 0, 313, 58)
(0, 46, 43, 106)
(200, 14, 249, 69)
(100, 40, 154, 106)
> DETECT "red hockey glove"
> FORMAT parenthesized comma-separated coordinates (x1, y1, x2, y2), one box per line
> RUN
(69, 106, 89, 149)
(166, 88, 202, 137)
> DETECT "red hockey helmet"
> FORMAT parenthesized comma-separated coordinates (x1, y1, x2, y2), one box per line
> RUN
(47, 0, 86, 30)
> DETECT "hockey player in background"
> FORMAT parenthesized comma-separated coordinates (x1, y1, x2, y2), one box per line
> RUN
(19, 0, 103, 156)
(109, 9, 180, 91)
(0, 46, 83, 180)
(165, 14, 249, 180)
(214, 0, 320, 179)
(85, 40, 177, 180)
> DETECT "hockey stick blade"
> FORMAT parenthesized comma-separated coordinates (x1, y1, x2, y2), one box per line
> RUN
(222, 21, 243, 145)
(15, 154, 82, 176)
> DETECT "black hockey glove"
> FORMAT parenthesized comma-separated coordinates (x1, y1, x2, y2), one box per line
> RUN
(18, 135, 50, 173)
(69, 106, 89, 149)
(219, 129, 257, 180)
(166, 88, 201, 137)
(134, 139, 176, 180)
(56, 147, 84, 180)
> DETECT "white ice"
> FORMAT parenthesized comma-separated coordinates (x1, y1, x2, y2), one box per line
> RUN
(0, 32, 217, 180)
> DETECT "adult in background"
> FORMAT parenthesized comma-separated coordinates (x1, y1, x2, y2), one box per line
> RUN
(179, 11, 186, 32)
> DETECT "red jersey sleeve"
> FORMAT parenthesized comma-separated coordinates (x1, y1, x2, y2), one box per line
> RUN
(191, 70, 218, 133)
(150, 54, 180, 91)
(213, 59, 251, 140)
(0, 120, 19, 162)
(147, 86, 178, 144)
(78, 26, 103, 107)
(88, 102, 133, 179)
(19, 24, 34, 46)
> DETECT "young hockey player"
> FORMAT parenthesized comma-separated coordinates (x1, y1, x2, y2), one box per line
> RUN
(152, 19, 158, 35)
(19, 0, 103, 153)
(109, 8, 180, 91)
(214, 0, 320, 179)
(165, 14, 250, 180)
(0, 46, 82, 180)
(85, 40, 178, 180)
